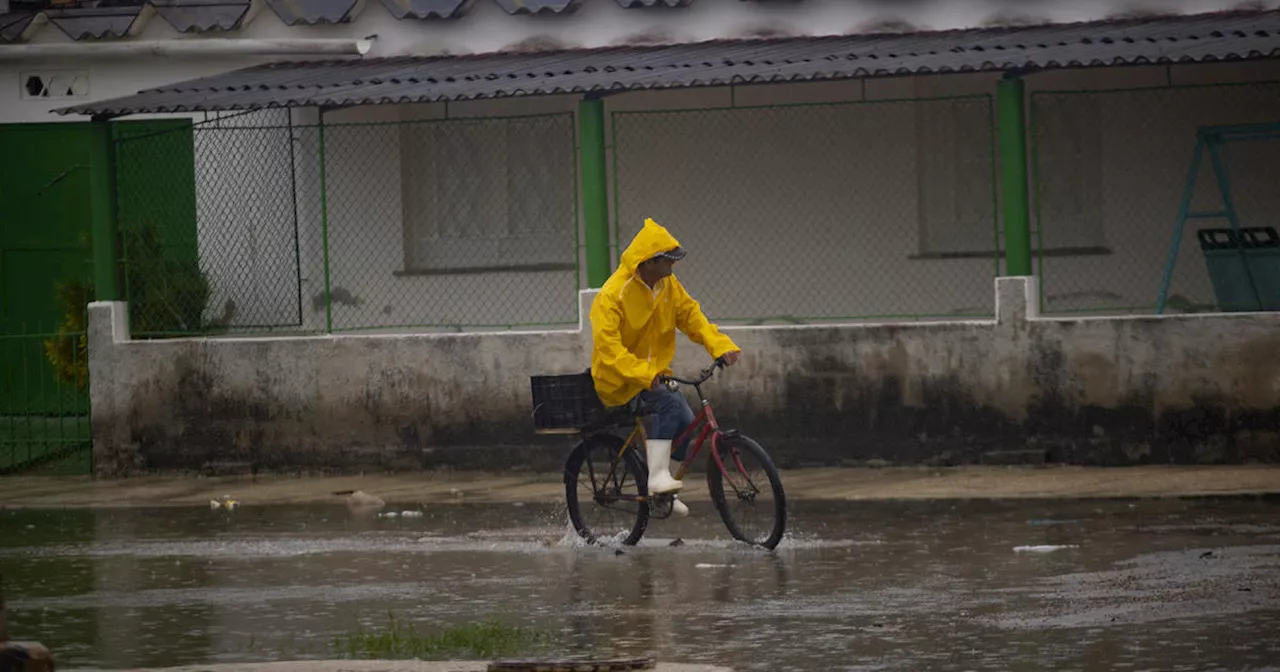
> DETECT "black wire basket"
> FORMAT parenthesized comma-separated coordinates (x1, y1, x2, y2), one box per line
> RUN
(530, 370, 606, 434)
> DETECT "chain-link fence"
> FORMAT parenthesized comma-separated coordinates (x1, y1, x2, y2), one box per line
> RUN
(114, 110, 307, 337)
(1031, 81, 1280, 316)
(112, 109, 580, 338)
(611, 95, 1000, 324)
(321, 112, 579, 332)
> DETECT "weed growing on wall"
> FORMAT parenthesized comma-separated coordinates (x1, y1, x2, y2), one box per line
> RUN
(119, 222, 211, 335)
(332, 612, 555, 660)
(44, 221, 214, 386)
(42, 280, 92, 391)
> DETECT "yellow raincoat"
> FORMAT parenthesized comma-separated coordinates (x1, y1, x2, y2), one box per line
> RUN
(590, 218, 739, 407)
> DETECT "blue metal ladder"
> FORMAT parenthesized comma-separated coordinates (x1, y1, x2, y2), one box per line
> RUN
(1156, 122, 1280, 314)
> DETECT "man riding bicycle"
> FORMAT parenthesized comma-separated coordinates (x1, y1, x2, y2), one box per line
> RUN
(589, 218, 742, 517)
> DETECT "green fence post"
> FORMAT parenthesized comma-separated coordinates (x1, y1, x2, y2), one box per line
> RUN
(997, 75, 1033, 277)
(89, 120, 120, 301)
(579, 95, 611, 288)
(318, 111, 333, 333)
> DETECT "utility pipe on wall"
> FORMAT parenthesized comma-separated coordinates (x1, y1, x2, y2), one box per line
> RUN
(0, 38, 373, 61)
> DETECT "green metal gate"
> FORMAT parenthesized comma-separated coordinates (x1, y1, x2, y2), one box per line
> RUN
(0, 324, 91, 475)
(0, 118, 198, 474)
(0, 123, 95, 474)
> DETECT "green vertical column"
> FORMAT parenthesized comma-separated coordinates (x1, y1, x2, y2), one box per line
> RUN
(997, 76, 1033, 277)
(318, 112, 333, 333)
(88, 120, 120, 301)
(579, 96, 611, 288)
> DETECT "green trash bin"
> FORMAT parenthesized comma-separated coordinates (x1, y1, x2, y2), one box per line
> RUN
(1197, 228, 1261, 312)
(1240, 226, 1280, 311)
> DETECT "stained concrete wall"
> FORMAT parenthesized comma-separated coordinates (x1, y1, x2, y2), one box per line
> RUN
(86, 276, 1280, 476)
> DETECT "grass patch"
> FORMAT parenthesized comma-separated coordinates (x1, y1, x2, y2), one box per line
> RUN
(332, 613, 555, 660)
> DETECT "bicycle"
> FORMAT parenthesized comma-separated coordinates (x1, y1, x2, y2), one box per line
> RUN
(530, 357, 787, 550)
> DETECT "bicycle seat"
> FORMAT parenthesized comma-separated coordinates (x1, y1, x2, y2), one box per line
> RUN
(580, 406, 637, 433)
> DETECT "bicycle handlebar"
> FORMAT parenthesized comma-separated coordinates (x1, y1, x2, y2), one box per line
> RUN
(659, 357, 727, 389)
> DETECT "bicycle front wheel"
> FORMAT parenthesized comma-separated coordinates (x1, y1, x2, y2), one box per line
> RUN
(707, 432, 787, 549)
(564, 433, 650, 546)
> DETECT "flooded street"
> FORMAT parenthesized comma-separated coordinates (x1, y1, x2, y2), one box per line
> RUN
(2, 496, 1279, 671)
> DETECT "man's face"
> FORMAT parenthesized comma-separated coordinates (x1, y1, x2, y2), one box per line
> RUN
(646, 257, 676, 279)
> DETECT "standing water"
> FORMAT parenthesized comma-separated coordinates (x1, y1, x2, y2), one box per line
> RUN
(2, 497, 1278, 670)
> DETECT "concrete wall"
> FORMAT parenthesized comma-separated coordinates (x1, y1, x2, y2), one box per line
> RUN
(87, 276, 1280, 477)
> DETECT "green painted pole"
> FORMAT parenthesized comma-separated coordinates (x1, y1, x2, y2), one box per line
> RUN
(88, 120, 120, 301)
(997, 76, 1033, 277)
(318, 113, 333, 333)
(579, 96, 611, 288)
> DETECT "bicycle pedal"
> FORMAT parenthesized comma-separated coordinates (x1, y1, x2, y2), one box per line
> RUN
(650, 494, 674, 518)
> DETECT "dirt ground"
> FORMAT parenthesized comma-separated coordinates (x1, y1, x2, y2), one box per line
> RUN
(120, 662, 731, 672)
(1, 464, 1278, 509)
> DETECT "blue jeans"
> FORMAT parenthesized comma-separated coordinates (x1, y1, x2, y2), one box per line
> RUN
(628, 386, 696, 461)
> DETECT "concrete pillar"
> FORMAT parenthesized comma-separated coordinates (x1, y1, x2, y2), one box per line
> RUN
(995, 275, 1039, 327)
(578, 289, 598, 358)
(87, 301, 132, 477)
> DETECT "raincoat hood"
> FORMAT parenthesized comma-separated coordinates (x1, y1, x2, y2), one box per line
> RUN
(618, 218, 683, 278)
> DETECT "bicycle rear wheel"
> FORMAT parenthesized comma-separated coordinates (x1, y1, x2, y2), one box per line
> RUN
(706, 432, 787, 549)
(564, 433, 650, 546)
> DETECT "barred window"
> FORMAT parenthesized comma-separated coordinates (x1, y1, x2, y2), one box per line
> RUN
(397, 114, 577, 274)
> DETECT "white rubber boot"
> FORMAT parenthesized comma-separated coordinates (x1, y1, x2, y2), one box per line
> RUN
(645, 439, 684, 494)
(669, 458, 689, 517)
(671, 495, 689, 517)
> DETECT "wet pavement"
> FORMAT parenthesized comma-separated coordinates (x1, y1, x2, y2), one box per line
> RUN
(2, 496, 1279, 671)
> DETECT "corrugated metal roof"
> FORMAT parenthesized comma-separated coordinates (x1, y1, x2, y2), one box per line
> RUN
(492, 0, 579, 15)
(379, 0, 467, 20)
(0, 10, 38, 41)
(151, 0, 251, 33)
(46, 4, 148, 39)
(264, 0, 360, 25)
(57, 9, 1280, 117)
(616, 0, 689, 7)
(0, 0, 701, 41)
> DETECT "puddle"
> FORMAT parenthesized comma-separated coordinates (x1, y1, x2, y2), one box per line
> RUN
(2, 498, 1279, 671)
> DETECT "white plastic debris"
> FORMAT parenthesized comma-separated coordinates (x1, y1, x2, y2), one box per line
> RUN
(1013, 544, 1078, 553)
(209, 495, 239, 510)
(341, 490, 386, 511)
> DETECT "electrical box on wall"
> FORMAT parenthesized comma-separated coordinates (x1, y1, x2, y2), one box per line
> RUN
(19, 71, 91, 99)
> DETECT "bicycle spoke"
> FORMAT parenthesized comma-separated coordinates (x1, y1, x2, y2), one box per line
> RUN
(710, 436, 783, 547)
(578, 446, 642, 542)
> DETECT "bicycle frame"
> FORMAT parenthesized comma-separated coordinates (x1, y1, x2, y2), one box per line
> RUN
(565, 358, 785, 547)
(610, 387, 749, 500)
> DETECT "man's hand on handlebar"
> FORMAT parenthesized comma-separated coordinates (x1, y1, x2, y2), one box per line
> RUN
(652, 350, 745, 390)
